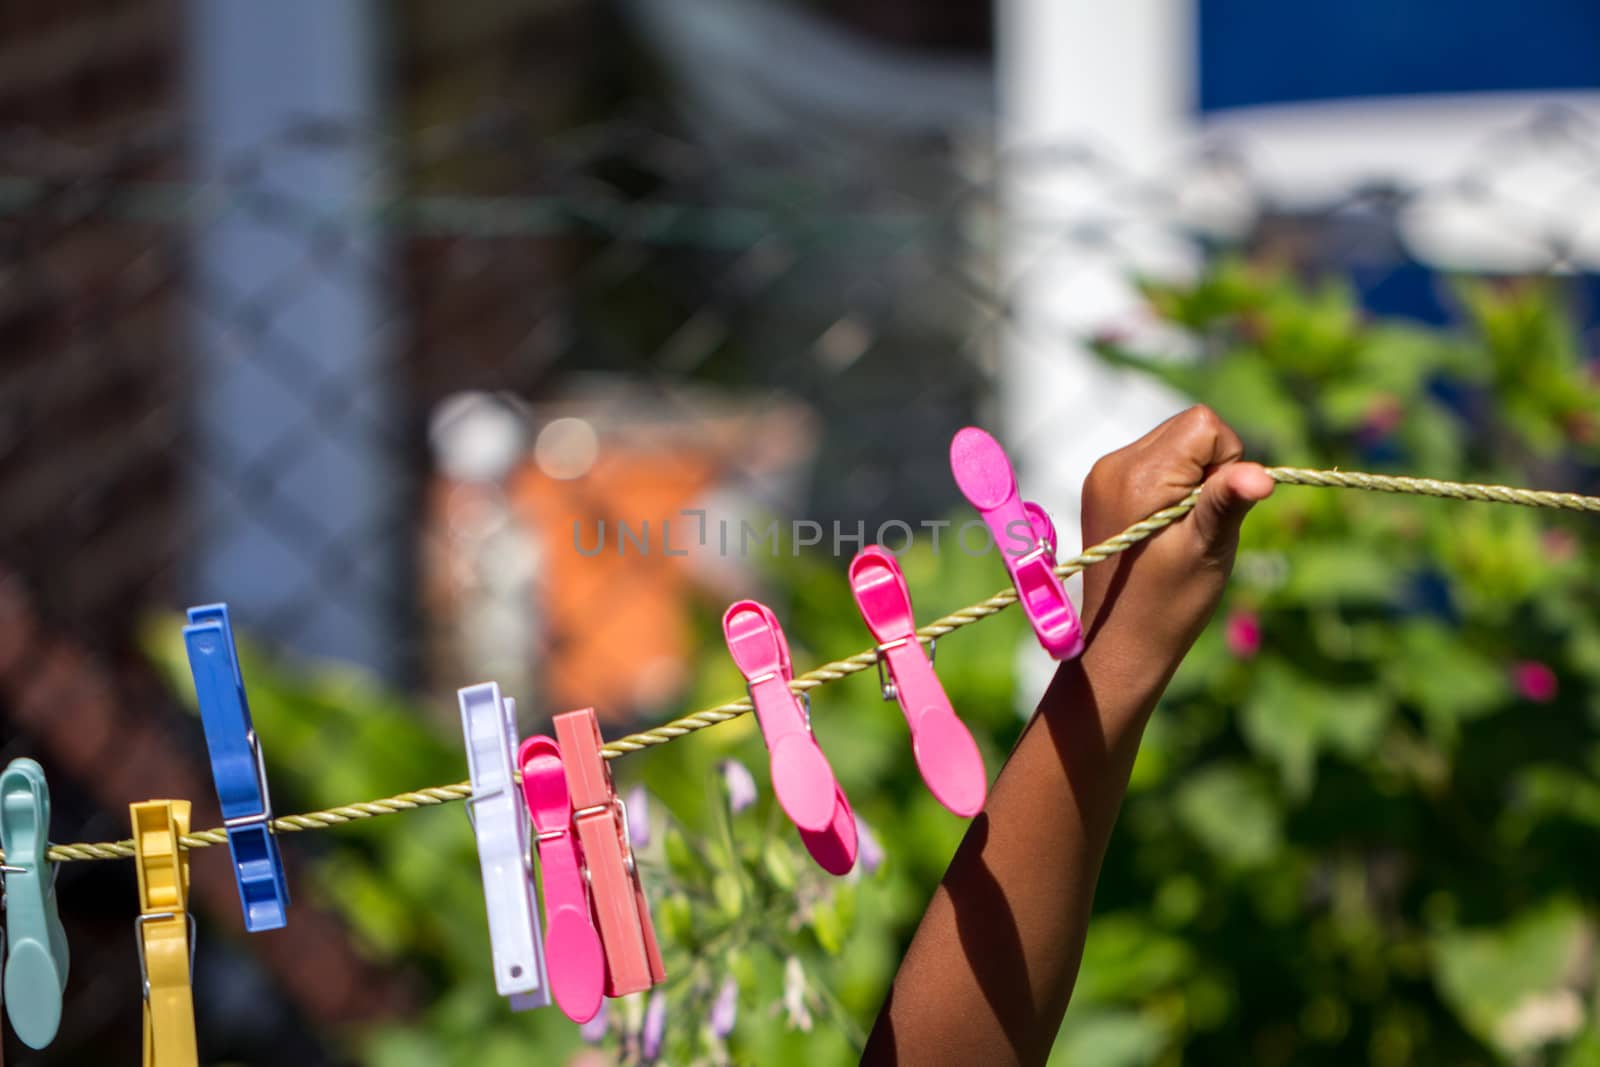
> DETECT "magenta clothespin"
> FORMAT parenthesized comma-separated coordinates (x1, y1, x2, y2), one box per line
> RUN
(950, 427, 1084, 660)
(849, 547, 987, 817)
(722, 600, 858, 875)
(518, 735, 606, 1025)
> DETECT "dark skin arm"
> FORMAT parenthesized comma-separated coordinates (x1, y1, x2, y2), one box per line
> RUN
(863, 406, 1275, 1066)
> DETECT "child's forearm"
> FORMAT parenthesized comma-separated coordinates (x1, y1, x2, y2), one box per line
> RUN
(863, 407, 1273, 1067)
(860, 629, 1179, 1066)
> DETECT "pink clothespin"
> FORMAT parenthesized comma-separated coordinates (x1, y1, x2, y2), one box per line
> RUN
(518, 735, 606, 1024)
(552, 709, 666, 997)
(950, 427, 1085, 659)
(849, 547, 987, 817)
(722, 600, 858, 875)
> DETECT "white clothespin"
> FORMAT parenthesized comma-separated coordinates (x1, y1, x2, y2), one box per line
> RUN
(459, 682, 549, 1011)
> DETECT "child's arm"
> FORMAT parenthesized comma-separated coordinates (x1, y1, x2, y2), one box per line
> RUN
(862, 406, 1275, 1067)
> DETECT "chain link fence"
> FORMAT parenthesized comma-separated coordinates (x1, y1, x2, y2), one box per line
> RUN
(2, 99, 1598, 1060)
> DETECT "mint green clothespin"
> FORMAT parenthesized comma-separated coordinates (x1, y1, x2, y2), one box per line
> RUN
(0, 758, 69, 1049)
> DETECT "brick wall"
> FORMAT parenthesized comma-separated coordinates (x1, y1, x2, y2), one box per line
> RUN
(0, 0, 184, 646)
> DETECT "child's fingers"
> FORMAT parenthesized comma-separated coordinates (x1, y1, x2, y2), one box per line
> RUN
(1190, 461, 1275, 557)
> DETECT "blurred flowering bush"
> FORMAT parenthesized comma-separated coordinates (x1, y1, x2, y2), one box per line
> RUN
(150, 265, 1600, 1065)
(1084, 265, 1600, 1066)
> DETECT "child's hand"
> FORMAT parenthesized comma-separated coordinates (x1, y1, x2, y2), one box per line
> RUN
(1078, 405, 1274, 686)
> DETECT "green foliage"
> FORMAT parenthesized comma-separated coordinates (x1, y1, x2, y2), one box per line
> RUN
(147, 265, 1600, 1065)
(1087, 265, 1600, 1065)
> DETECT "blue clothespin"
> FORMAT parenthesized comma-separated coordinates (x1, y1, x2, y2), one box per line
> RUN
(183, 604, 290, 932)
(0, 758, 69, 1049)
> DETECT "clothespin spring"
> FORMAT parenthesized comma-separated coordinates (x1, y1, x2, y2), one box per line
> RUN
(574, 797, 641, 878)
(874, 637, 937, 702)
(133, 913, 197, 999)
(463, 785, 540, 880)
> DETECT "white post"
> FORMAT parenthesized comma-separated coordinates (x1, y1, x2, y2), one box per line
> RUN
(996, 0, 1196, 528)
(185, 0, 400, 678)
(994, 0, 1197, 704)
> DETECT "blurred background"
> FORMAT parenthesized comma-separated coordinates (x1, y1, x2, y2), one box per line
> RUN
(3, 0, 1600, 1063)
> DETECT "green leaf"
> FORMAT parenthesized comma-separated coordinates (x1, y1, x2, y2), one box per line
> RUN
(665, 827, 702, 881)
(713, 872, 743, 918)
(1174, 763, 1283, 869)
(658, 893, 694, 946)
(763, 839, 798, 892)
(1383, 622, 1507, 740)
(1049, 1008, 1170, 1067)
(811, 898, 846, 955)
(1240, 660, 1389, 795)
(1073, 914, 1194, 1004)
(1280, 542, 1401, 605)
(1432, 898, 1590, 1053)
(1196, 352, 1311, 459)
(1502, 766, 1600, 840)
(1559, 1026, 1600, 1067)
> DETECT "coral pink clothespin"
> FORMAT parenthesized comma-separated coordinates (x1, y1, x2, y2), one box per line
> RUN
(950, 426, 1085, 659)
(722, 600, 858, 875)
(849, 547, 987, 817)
(518, 735, 606, 1024)
(552, 709, 665, 997)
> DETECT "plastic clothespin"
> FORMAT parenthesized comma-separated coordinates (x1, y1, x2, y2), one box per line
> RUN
(518, 734, 605, 1023)
(131, 799, 197, 1067)
(459, 682, 549, 1012)
(849, 547, 987, 817)
(552, 708, 665, 996)
(182, 604, 290, 933)
(722, 601, 858, 875)
(0, 758, 69, 1049)
(950, 427, 1085, 660)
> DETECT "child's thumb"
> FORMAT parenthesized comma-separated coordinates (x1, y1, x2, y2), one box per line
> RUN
(1191, 462, 1275, 556)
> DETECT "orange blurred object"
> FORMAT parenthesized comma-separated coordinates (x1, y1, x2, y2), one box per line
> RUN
(422, 382, 816, 725)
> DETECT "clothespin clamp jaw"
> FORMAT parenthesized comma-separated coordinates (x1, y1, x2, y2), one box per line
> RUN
(183, 604, 290, 932)
(721, 601, 858, 874)
(518, 734, 605, 1023)
(0, 758, 69, 1049)
(458, 683, 549, 1011)
(552, 709, 666, 996)
(849, 548, 987, 818)
(131, 799, 198, 1067)
(949, 427, 1085, 660)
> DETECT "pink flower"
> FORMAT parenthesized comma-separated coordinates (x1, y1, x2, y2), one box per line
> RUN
(641, 991, 667, 1061)
(1513, 661, 1558, 703)
(625, 785, 651, 849)
(709, 976, 738, 1038)
(1542, 528, 1579, 563)
(722, 760, 757, 815)
(1358, 395, 1403, 443)
(578, 1000, 608, 1043)
(1225, 610, 1262, 659)
(855, 814, 885, 875)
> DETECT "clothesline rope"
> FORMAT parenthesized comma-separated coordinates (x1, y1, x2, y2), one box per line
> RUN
(22, 467, 1600, 864)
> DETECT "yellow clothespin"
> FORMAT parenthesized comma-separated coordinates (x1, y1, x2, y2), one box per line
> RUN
(131, 800, 197, 1067)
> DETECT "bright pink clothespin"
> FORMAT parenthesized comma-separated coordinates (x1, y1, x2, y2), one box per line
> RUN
(849, 546, 987, 817)
(518, 735, 606, 1024)
(552, 709, 666, 997)
(950, 426, 1085, 659)
(722, 600, 858, 875)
